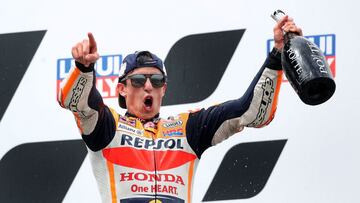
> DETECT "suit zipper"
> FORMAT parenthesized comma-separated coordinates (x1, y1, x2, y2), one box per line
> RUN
(151, 133, 158, 201)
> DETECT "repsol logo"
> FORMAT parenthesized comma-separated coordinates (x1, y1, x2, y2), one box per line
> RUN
(120, 134, 184, 150)
(163, 120, 182, 128)
(120, 172, 185, 186)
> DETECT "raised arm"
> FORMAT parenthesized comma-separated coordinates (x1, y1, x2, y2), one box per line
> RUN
(58, 33, 117, 151)
(186, 16, 303, 158)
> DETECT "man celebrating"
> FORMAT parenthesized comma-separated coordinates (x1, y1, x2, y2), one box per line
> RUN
(58, 16, 302, 203)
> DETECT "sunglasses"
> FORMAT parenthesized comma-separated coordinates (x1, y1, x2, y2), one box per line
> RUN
(121, 74, 166, 88)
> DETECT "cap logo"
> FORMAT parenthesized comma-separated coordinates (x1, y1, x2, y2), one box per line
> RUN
(143, 60, 156, 65)
(119, 62, 127, 77)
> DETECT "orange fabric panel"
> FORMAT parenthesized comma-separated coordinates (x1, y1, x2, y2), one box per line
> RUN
(106, 160, 117, 203)
(60, 67, 80, 106)
(187, 160, 195, 203)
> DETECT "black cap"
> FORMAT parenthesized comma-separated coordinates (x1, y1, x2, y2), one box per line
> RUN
(118, 51, 167, 108)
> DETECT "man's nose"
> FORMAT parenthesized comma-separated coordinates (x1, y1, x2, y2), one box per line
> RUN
(143, 78, 153, 90)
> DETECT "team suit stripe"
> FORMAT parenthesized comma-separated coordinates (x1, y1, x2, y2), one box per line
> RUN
(187, 160, 195, 203)
(106, 161, 117, 203)
(60, 67, 81, 106)
(267, 70, 283, 123)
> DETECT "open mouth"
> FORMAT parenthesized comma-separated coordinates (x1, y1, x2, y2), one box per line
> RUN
(144, 96, 153, 109)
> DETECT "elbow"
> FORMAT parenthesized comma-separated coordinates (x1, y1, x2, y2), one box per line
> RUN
(57, 89, 67, 108)
(248, 108, 277, 128)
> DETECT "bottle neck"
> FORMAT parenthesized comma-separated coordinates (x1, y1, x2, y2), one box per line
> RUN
(284, 32, 298, 42)
(286, 32, 298, 37)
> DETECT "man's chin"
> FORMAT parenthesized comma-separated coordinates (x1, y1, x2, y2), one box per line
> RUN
(138, 110, 158, 120)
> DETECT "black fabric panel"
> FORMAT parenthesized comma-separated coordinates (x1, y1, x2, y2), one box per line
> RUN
(203, 139, 287, 201)
(81, 70, 116, 151)
(82, 105, 116, 151)
(75, 61, 94, 72)
(266, 47, 282, 70)
(0, 140, 87, 203)
(0, 30, 46, 121)
(163, 29, 245, 105)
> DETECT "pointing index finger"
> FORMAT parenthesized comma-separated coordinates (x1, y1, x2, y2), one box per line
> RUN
(88, 32, 97, 53)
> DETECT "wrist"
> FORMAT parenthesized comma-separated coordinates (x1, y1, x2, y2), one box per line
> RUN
(265, 47, 282, 70)
(75, 61, 95, 73)
(273, 44, 283, 52)
(270, 47, 282, 59)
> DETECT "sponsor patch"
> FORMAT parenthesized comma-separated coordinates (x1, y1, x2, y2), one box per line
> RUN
(119, 115, 136, 127)
(118, 123, 143, 135)
(120, 134, 184, 150)
(163, 128, 184, 137)
(163, 120, 183, 128)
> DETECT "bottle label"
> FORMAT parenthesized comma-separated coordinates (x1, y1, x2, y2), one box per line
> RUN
(306, 42, 329, 74)
(285, 47, 309, 83)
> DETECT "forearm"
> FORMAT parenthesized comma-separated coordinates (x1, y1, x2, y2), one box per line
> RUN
(58, 62, 104, 135)
(186, 48, 283, 155)
(242, 48, 283, 127)
(211, 48, 283, 144)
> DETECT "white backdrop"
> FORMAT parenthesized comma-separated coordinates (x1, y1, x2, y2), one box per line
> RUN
(1, 0, 359, 202)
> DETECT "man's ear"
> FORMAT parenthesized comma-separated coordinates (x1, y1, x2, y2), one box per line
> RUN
(117, 83, 127, 97)
(161, 83, 167, 97)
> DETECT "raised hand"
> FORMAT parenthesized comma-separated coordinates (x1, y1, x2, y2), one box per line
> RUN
(273, 15, 303, 51)
(71, 32, 100, 67)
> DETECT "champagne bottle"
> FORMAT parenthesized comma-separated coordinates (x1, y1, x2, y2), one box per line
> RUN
(271, 10, 336, 105)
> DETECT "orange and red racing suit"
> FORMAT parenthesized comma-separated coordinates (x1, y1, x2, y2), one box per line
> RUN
(58, 48, 283, 203)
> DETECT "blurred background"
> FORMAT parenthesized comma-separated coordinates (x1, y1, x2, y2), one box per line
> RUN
(0, 0, 359, 202)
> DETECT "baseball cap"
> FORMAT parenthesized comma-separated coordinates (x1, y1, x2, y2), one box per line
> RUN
(118, 51, 167, 109)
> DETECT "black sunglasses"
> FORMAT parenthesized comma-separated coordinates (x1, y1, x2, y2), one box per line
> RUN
(121, 74, 166, 88)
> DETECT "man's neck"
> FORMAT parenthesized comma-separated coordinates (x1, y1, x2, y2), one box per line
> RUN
(125, 112, 160, 124)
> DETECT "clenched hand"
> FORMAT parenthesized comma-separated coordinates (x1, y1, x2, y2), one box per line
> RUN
(72, 32, 100, 67)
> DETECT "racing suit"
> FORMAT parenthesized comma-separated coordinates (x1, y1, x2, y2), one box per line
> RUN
(58, 48, 283, 203)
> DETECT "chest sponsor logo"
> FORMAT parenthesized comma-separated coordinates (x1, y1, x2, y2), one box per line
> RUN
(163, 120, 183, 128)
(120, 172, 185, 185)
(119, 116, 136, 127)
(103, 134, 197, 171)
(118, 123, 143, 135)
(163, 128, 183, 137)
(120, 172, 184, 196)
(120, 134, 184, 150)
